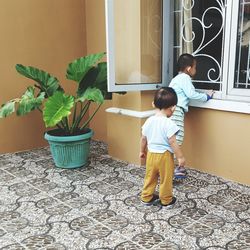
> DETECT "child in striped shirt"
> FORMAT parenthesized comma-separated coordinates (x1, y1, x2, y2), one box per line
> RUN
(169, 54, 214, 179)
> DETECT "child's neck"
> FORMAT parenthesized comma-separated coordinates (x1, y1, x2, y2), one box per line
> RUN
(155, 109, 166, 116)
(179, 70, 191, 77)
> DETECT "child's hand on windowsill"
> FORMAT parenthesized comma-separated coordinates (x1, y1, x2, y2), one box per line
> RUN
(206, 90, 215, 100)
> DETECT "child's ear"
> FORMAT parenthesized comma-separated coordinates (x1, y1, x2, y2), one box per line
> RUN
(171, 105, 176, 113)
(187, 66, 191, 73)
(152, 101, 155, 108)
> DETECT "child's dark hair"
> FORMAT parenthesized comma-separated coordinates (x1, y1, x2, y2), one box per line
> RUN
(154, 87, 177, 110)
(177, 53, 196, 71)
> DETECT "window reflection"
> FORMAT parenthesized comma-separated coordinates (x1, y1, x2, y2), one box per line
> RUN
(234, 0, 250, 89)
(174, 0, 225, 91)
(114, 0, 162, 85)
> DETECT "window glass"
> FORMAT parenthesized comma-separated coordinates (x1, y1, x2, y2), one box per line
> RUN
(114, 0, 163, 85)
(174, 0, 225, 91)
(234, 0, 250, 89)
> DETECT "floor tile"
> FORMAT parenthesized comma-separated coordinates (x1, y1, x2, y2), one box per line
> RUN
(0, 140, 249, 249)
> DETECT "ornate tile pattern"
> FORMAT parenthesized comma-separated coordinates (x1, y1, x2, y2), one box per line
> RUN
(0, 141, 250, 249)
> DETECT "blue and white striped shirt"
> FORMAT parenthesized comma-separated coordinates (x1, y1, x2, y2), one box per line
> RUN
(169, 73, 208, 112)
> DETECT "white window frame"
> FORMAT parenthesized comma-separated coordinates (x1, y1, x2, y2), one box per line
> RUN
(105, 0, 172, 92)
(185, 0, 250, 112)
(105, 0, 250, 114)
(175, 0, 250, 103)
(227, 0, 250, 100)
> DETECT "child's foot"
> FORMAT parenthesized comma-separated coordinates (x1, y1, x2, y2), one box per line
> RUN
(141, 194, 159, 206)
(154, 197, 177, 208)
(174, 166, 187, 179)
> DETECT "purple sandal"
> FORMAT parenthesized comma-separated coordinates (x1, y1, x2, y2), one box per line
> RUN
(174, 166, 187, 179)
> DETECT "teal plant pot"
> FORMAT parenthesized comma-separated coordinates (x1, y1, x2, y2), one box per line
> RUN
(44, 129, 94, 169)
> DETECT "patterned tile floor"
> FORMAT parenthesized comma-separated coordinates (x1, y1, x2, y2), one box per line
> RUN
(0, 141, 250, 250)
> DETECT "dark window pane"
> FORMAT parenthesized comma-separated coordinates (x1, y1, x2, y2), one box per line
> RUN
(234, 1, 250, 89)
(173, 0, 225, 91)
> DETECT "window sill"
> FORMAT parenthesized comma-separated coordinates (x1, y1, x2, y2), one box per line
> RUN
(106, 107, 155, 118)
(189, 99, 250, 114)
(106, 99, 250, 119)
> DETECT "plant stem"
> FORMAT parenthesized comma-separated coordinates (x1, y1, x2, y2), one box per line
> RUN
(56, 124, 63, 130)
(64, 117, 70, 133)
(78, 101, 90, 121)
(37, 107, 42, 113)
(61, 119, 69, 133)
(34, 84, 42, 91)
(59, 121, 66, 130)
(71, 101, 90, 133)
(72, 102, 77, 125)
(34, 83, 50, 97)
(70, 102, 78, 134)
(80, 103, 102, 130)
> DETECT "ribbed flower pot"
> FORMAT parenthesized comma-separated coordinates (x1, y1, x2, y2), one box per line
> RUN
(44, 129, 94, 169)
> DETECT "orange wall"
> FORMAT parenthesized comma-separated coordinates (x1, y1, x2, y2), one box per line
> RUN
(3, 0, 248, 185)
(85, 0, 147, 155)
(84, 0, 250, 185)
(183, 108, 250, 185)
(85, 0, 155, 143)
(85, 0, 110, 142)
(107, 113, 142, 164)
(0, 0, 87, 153)
(85, 0, 142, 141)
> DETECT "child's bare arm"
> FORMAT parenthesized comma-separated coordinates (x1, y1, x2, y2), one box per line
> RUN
(140, 135, 147, 159)
(169, 135, 185, 166)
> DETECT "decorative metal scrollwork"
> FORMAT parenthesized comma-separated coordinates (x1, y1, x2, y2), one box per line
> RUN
(180, 0, 225, 83)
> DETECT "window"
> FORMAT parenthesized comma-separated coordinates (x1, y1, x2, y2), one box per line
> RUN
(174, 0, 225, 91)
(227, 0, 250, 99)
(106, 0, 250, 103)
(173, 0, 250, 102)
(105, 0, 171, 91)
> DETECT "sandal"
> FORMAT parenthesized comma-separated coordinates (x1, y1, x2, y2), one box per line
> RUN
(174, 166, 187, 179)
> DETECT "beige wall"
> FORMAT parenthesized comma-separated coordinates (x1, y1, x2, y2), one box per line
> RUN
(114, 0, 141, 84)
(86, 0, 147, 163)
(85, 0, 153, 152)
(85, 0, 142, 141)
(3, 0, 248, 185)
(0, 0, 87, 153)
(85, 0, 250, 185)
(85, 0, 110, 142)
(107, 113, 142, 164)
(141, 0, 162, 83)
(183, 108, 250, 185)
(140, 92, 250, 185)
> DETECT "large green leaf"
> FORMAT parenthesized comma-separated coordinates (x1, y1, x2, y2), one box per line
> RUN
(77, 67, 99, 97)
(43, 91, 74, 127)
(77, 62, 108, 98)
(78, 87, 104, 104)
(16, 87, 45, 116)
(16, 64, 62, 96)
(92, 62, 107, 93)
(94, 62, 107, 87)
(66, 52, 105, 82)
(0, 101, 15, 118)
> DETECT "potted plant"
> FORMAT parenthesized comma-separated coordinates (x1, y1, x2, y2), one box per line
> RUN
(0, 52, 110, 168)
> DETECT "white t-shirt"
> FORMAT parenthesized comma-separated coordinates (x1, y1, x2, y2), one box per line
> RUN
(142, 115, 179, 153)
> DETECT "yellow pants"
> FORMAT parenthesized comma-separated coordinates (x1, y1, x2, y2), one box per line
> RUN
(141, 151, 174, 205)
